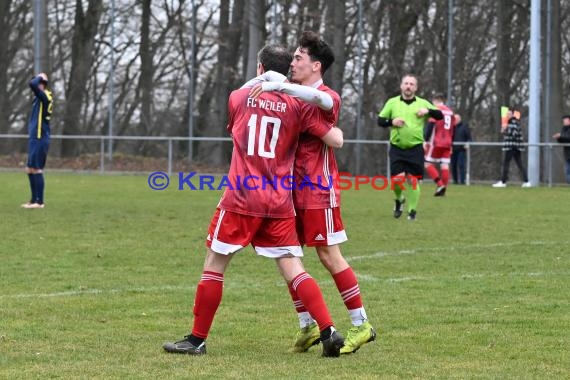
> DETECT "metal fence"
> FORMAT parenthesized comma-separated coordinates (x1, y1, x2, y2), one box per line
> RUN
(1, 134, 569, 186)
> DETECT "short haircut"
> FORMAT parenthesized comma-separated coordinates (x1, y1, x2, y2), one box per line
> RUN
(562, 115, 570, 120)
(432, 93, 446, 103)
(401, 73, 418, 83)
(258, 44, 293, 76)
(298, 31, 335, 75)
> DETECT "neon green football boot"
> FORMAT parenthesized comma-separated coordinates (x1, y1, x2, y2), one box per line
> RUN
(292, 322, 321, 352)
(340, 321, 377, 354)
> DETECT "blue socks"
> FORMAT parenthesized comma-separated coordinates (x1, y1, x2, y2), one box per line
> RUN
(28, 173, 36, 203)
(28, 173, 45, 204)
(35, 173, 45, 204)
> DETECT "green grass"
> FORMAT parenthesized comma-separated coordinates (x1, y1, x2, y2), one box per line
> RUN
(0, 171, 568, 379)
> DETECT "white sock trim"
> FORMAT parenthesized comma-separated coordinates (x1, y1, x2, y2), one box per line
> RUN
(348, 307, 368, 326)
(298, 311, 315, 328)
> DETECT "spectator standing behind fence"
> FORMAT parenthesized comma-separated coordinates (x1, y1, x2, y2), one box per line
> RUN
(492, 109, 531, 188)
(450, 114, 471, 185)
(21, 73, 53, 209)
(552, 115, 570, 184)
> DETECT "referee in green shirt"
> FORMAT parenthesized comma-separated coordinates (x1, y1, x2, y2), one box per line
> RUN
(377, 74, 443, 220)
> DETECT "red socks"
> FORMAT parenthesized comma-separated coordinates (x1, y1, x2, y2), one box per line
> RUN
(441, 167, 450, 186)
(291, 272, 333, 332)
(289, 268, 364, 321)
(288, 282, 307, 313)
(333, 268, 363, 310)
(191, 271, 224, 339)
(425, 164, 443, 186)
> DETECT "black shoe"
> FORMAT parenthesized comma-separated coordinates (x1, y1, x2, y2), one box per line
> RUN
(393, 198, 405, 218)
(321, 330, 345, 357)
(163, 336, 206, 355)
(434, 185, 446, 196)
(407, 210, 417, 221)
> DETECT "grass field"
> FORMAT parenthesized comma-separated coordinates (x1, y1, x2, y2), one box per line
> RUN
(0, 171, 568, 379)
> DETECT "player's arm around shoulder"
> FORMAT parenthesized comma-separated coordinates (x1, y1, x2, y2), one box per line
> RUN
(240, 70, 287, 89)
(251, 82, 334, 111)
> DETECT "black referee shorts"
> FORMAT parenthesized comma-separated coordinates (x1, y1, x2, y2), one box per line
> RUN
(389, 143, 424, 178)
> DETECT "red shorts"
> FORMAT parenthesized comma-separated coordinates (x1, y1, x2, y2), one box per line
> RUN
(425, 144, 452, 164)
(296, 208, 348, 247)
(206, 208, 302, 258)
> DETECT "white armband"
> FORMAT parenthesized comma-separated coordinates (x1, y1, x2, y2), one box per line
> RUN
(240, 70, 287, 89)
(263, 82, 333, 110)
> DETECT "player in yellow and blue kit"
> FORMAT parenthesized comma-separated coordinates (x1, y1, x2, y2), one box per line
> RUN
(22, 73, 53, 209)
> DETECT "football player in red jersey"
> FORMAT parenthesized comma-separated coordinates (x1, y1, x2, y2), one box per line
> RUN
(250, 32, 376, 355)
(163, 45, 345, 357)
(424, 94, 456, 196)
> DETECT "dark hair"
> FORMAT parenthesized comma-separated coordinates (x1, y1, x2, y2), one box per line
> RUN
(297, 31, 335, 75)
(432, 93, 446, 102)
(257, 44, 293, 76)
(562, 115, 570, 120)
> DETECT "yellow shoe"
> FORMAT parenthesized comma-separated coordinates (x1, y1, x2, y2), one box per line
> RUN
(340, 321, 377, 354)
(292, 322, 320, 352)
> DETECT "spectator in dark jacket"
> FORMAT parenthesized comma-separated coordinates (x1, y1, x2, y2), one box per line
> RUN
(552, 115, 570, 184)
(451, 114, 471, 184)
(492, 109, 530, 188)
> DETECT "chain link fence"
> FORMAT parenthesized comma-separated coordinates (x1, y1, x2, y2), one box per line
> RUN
(1, 134, 568, 186)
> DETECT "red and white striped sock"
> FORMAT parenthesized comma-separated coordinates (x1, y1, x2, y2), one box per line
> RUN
(287, 282, 314, 328)
(333, 268, 368, 326)
(191, 271, 224, 339)
(291, 272, 333, 332)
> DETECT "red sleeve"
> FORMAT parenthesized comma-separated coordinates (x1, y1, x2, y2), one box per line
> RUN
(300, 103, 333, 138)
(320, 91, 341, 124)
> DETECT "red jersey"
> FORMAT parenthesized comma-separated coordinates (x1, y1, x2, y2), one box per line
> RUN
(293, 81, 342, 210)
(218, 87, 332, 218)
(428, 104, 455, 148)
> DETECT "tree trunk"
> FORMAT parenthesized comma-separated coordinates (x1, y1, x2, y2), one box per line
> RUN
(384, 2, 420, 94)
(39, 0, 51, 74)
(245, 0, 266, 79)
(0, 0, 13, 138)
(60, 0, 103, 156)
(203, 0, 231, 165)
(496, 0, 512, 116)
(302, 0, 321, 32)
(138, 0, 153, 153)
(547, 0, 563, 181)
(323, 0, 346, 95)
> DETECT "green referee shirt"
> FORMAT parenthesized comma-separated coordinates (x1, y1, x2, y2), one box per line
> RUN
(378, 96, 437, 149)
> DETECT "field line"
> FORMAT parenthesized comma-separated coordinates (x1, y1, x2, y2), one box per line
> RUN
(2, 271, 566, 300)
(345, 240, 569, 262)
(3, 241, 566, 300)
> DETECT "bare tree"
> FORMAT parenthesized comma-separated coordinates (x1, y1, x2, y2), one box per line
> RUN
(139, 0, 153, 143)
(245, 0, 266, 79)
(323, 0, 346, 94)
(60, 0, 104, 156)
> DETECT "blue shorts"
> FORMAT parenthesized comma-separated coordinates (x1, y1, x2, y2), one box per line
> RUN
(27, 139, 50, 169)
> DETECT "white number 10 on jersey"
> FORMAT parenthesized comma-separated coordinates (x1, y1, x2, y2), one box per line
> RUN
(247, 114, 281, 158)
